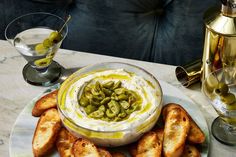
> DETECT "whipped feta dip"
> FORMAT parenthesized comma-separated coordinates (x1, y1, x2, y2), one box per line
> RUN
(60, 69, 162, 132)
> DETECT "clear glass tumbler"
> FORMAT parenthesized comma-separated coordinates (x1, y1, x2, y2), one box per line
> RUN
(5, 12, 68, 86)
(202, 66, 236, 145)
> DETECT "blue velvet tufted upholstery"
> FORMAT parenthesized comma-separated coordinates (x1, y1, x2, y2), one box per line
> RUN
(1, 0, 220, 65)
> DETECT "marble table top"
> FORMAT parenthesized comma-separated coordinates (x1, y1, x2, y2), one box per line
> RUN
(0, 39, 235, 157)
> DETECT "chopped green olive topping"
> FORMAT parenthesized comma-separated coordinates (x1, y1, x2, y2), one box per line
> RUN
(100, 97, 111, 105)
(89, 110, 104, 118)
(126, 102, 140, 114)
(118, 108, 127, 118)
(102, 88, 113, 96)
(84, 105, 97, 114)
(78, 80, 142, 121)
(90, 97, 101, 106)
(95, 81, 102, 91)
(120, 100, 130, 109)
(79, 96, 89, 107)
(118, 94, 128, 100)
(114, 88, 126, 95)
(106, 109, 116, 118)
(108, 100, 120, 116)
(113, 81, 121, 90)
(103, 81, 114, 89)
(98, 105, 106, 111)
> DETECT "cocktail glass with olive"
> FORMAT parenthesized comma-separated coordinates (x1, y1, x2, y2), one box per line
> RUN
(5, 12, 68, 86)
(202, 67, 236, 145)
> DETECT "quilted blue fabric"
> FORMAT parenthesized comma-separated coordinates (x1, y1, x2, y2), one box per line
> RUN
(1, 0, 220, 65)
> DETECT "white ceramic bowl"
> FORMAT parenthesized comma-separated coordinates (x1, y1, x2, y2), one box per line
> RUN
(57, 62, 163, 147)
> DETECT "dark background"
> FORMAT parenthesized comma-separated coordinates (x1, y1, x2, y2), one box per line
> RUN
(0, 0, 220, 65)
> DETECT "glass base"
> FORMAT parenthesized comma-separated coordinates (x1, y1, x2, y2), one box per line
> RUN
(22, 61, 61, 86)
(211, 117, 236, 146)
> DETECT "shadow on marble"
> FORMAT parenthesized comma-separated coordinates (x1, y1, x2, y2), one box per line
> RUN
(55, 66, 82, 84)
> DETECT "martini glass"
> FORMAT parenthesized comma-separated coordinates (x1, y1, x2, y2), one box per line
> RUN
(5, 12, 68, 86)
(202, 66, 236, 145)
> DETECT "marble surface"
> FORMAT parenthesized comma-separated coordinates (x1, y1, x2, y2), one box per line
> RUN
(9, 81, 210, 157)
(0, 39, 235, 156)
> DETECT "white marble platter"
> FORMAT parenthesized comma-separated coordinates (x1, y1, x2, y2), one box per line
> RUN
(9, 81, 209, 157)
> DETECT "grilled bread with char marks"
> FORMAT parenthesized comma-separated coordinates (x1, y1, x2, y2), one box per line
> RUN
(73, 138, 100, 157)
(111, 152, 126, 157)
(129, 143, 138, 157)
(163, 108, 190, 157)
(162, 103, 205, 144)
(32, 108, 62, 157)
(135, 130, 163, 157)
(32, 90, 58, 117)
(56, 128, 78, 157)
(98, 147, 112, 157)
(182, 144, 201, 157)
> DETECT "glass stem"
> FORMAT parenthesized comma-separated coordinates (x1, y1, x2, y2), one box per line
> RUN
(36, 67, 49, 74)
(220, 118, 236, 134)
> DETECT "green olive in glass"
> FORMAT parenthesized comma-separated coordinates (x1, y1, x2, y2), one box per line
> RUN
(35, 43, 47, 54)
(221, 93, 236, 105)
(226, 102, 236, 110)
(43, 38, 53, 48)
(218, 82, 229, 95)
(49, 31, 62, 43)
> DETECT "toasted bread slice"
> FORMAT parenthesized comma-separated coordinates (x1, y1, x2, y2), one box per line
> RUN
(111, 152, 126, 157)
(163, 108, 190, 157)
(156, 129, 164, 146)
(187, 120, 205, 144)
(56, 128, 78, 157)
(182, 144, 201, 157)
(98, 148, 112, 157)
(32, 90, 58, 117)
(73, 138, 100, 157)
(128, 143, 138, 157)
(162, 103, 205, 144)
(32, 108, 61, 157)
(135, 131, 163, 157)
